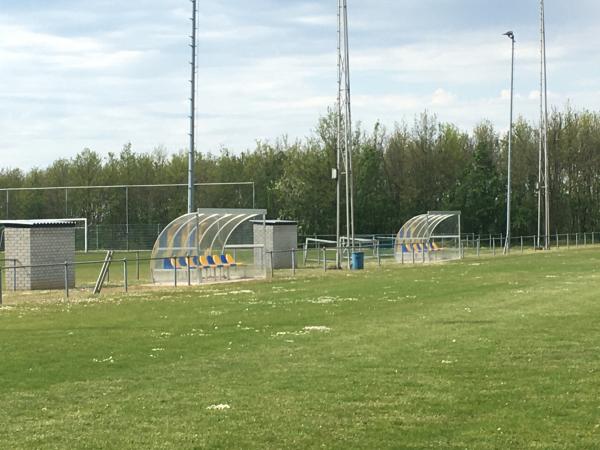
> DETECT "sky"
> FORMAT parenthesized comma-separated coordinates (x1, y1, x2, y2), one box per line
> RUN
(1, 0, 599, 170)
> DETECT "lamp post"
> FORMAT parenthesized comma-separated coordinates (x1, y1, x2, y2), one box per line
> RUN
(503, 31, 515, 255)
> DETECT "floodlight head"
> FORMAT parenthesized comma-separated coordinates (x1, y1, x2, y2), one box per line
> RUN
(503, 31, 515, 41)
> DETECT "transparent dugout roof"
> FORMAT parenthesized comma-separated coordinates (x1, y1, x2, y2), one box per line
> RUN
(151, 209, 266, 261)
(396, 211, 460, 243)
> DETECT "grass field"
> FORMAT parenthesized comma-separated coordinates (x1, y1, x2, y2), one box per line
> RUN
(1, 248, 600, 448)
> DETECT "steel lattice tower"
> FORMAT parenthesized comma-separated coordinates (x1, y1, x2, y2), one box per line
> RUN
(537, 0, 550, 249)
(336, 0, 355, 268)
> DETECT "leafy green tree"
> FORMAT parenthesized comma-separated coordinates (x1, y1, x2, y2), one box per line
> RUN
(450, 122, 503, 234)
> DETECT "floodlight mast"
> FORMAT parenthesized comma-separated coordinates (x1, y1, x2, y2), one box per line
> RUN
(336, 0, 355, 269)
(503, 31, 515, 255)
(187, 0, 198, 214)
(537, 0, 550, 249)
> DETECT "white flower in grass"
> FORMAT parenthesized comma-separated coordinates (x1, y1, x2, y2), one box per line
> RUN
(303, 326, 331, 333)
(93, 355, 114, 364)
(207, 404, 230, 411)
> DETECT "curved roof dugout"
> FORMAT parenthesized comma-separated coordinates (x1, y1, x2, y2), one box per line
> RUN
(395, 211, 460, 244)
(150, 209, 266, 264)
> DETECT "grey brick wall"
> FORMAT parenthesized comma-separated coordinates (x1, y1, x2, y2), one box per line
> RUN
(254, 224, 298, 269)
(5, 228, 31, 290)
(4, 227, 75, 290)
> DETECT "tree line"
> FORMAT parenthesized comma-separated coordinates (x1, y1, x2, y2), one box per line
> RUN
(1, 107, 599, 237)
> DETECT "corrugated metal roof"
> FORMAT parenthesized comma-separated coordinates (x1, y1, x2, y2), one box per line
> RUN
(0, 219, 79, 228)
(250, 220, 298, 226)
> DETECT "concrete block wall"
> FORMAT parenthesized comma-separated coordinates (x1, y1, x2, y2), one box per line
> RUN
(271, 226, 298, 269)
(4, 227, 75, 290)
(254, 223, 298, 269)
(253, 225, 268, 267)
(5, 228, 32, 290)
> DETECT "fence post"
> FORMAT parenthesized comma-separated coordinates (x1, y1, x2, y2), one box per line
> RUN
(173, 261, 177, 287)
(64, 262, 69, 298)
(477, 238, 480, 258)
(270, 252, 274, 279)
(584, 233, 587, 246)
(187, 257, 191, 286)
(348, 246, 352, 269)
(576, 233, 579, 247)
(493, 238, 496, 256)
(401, 247, 404, 264)
(123, 259, 128, 293)
(411, 246, 415, 264)
(136, 251, 140, 280)
(291, 249, 296, 276)
(0, 267, 3, 305)
(323, 248, 327, 271)
(593, 232, 595, 245)
(520, 236, 523, 254)
(378, 244, 382, 266)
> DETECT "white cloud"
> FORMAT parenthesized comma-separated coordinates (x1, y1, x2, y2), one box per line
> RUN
(292, 15, 337, 27)
(431, 89, 456, 106)
(0, 1, 599, 170)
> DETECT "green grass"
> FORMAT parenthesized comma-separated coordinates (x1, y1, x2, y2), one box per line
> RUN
(1, 248, 600, 448)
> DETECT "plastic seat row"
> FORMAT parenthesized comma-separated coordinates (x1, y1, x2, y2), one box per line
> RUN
(399, 242, 441, 253)
(162, 254, 239, 270)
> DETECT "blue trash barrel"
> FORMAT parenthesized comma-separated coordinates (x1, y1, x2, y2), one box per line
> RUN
(351, 251, 364, 270)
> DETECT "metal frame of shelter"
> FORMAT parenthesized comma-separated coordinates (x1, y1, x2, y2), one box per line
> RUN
(150, 208, 267, 284)
(394, 211, 462, 263)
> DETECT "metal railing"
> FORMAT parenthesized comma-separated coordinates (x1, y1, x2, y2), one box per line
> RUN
(2, 230, 599, 304)
(465, 232, 599, 256)
(0, 251, 268, 304)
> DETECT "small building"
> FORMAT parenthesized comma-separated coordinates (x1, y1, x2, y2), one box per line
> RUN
(252, 220, 298, 269)
(1, 220, 76, 290)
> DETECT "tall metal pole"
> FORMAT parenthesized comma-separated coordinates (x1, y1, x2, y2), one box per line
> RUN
(503, 31, 515, 255)
(542, 0, 550, 250)
(337, 0, 355, 269)
(537, 23, 543, 249)
(125, 186, 129, 250)
(187, 0, 198, 214)
(336, 0, 342, 269)
(343, 1, 355, 250)
(537, 1, 551, 250)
